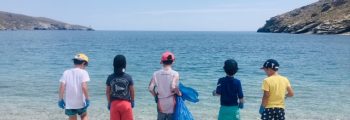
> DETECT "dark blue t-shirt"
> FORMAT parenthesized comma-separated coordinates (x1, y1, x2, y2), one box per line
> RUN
(106, 73, 133, 101)
(216, 76, 244, 106)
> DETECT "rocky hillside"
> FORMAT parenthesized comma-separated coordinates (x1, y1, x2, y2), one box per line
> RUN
(257, 0, 350, 35)
(0, 11, 93, 31)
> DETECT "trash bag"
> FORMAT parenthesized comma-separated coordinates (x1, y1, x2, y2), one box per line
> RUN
(179, 83, 199, 103)
(173, 96, 194, 120)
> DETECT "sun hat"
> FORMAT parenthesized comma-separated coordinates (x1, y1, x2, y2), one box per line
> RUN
(73, 53, 89, 62)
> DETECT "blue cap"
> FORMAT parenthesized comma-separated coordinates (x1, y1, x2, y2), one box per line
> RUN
(261, 59, 279, 70)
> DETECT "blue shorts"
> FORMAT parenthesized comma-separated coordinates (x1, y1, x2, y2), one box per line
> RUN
(65, 108, 87, 116)
(261, 108, 285, 120)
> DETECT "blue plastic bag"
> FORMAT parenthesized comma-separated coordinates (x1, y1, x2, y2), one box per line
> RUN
(173, 96, 194, 120)
(179, 83, 199, 103)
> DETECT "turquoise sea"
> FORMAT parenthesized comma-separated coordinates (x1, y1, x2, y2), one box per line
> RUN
(0, 31, 349, 120)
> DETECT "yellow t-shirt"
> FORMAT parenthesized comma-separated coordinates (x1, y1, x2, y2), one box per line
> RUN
(262, 75, 291, 109)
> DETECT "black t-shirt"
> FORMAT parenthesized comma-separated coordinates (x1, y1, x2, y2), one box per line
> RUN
(216, 76, 244, 106)
(106, 73, 133, 101)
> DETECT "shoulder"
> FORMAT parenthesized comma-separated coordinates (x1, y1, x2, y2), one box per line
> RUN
(81, 69, 89, 75)
(219, 77, 226, 80)
(218, 77, 226, 82)
(279, 75, 290, 83)
(234, 78, 241, 83)
(64, 68, 75, 73)
(74, 68, 89, 75)
(263, 77, 270, 84)
(62, 68, 74, 75)
(107, 73, 116, 80)
(123, 73, 132, 79)
(276, 75, 288, 81)
(280, 75, 288, 80)
(108, 73, 115, 77)
(62, 69, 70, 74)
(153, 70, 162, 75)
(264, 76, 273, 81)
(171, 70, 179, 76)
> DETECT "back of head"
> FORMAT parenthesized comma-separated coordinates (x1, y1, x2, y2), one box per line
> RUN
(223, 59, 238, 76)
(113, 55, 126, 76)
(161, 51, 175, 65)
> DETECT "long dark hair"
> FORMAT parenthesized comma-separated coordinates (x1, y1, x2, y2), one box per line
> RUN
(113, 55, 126, 76)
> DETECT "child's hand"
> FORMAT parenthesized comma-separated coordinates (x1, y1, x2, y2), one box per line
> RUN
(84, 99, 90, 109)
(107, 102, 110, 111)
(285, 94, 289, 99)
(131, 100, 135, 108)
(58, 99, 65, 109)
(174, 87, 182, 96)
(154, 96, 158, 103)
(238, 103, 244, 109)
(212, 90, 217, 96)
(259, 105, 265, 115)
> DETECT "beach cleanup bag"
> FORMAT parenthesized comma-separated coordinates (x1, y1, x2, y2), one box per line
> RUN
(173, 82, 199, 120)
(173, 96, 194, 120)
(179, 83, 199, 103)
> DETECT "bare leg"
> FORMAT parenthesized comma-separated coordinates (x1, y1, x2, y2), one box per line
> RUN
(81, 112, 88, 120)
(69, 115, 77, 120)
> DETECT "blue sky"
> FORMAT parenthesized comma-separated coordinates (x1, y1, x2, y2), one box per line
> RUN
(1, 0, 318, 31)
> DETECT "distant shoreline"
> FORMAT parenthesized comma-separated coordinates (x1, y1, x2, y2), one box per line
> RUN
(1, 30, 349, 36)
(0, 11, 93, 31)
(257, 0, 350, 35)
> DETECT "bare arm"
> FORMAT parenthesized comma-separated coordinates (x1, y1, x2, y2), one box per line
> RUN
(262, 90, 270, 107)
(148, 78, 156, 97)
(286, 86, 294, 97)
(82, 82, 89, 100)
(59, 82, 65, 100)
(106, 86, 111, 103)
(130, 85, 135, 101)
(212, 90, 220, 96)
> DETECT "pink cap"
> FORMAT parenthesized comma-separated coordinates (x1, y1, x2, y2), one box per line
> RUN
(161, 51, 175, 62)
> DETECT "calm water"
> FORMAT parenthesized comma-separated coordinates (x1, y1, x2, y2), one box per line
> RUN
(0, 31, 349, 120)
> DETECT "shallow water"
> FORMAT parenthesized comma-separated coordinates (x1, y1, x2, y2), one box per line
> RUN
(0, 31, 349, 120)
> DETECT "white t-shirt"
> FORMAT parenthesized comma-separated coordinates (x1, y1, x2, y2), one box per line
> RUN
(59, 68, 90, 109)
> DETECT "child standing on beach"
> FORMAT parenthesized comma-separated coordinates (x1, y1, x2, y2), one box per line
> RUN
(213, 59, 244, 120)
(148, 51, 181, 120)
(58, 53, 90, 120)
(106, 55, 135, 120)
(259, 59, 294, 120)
